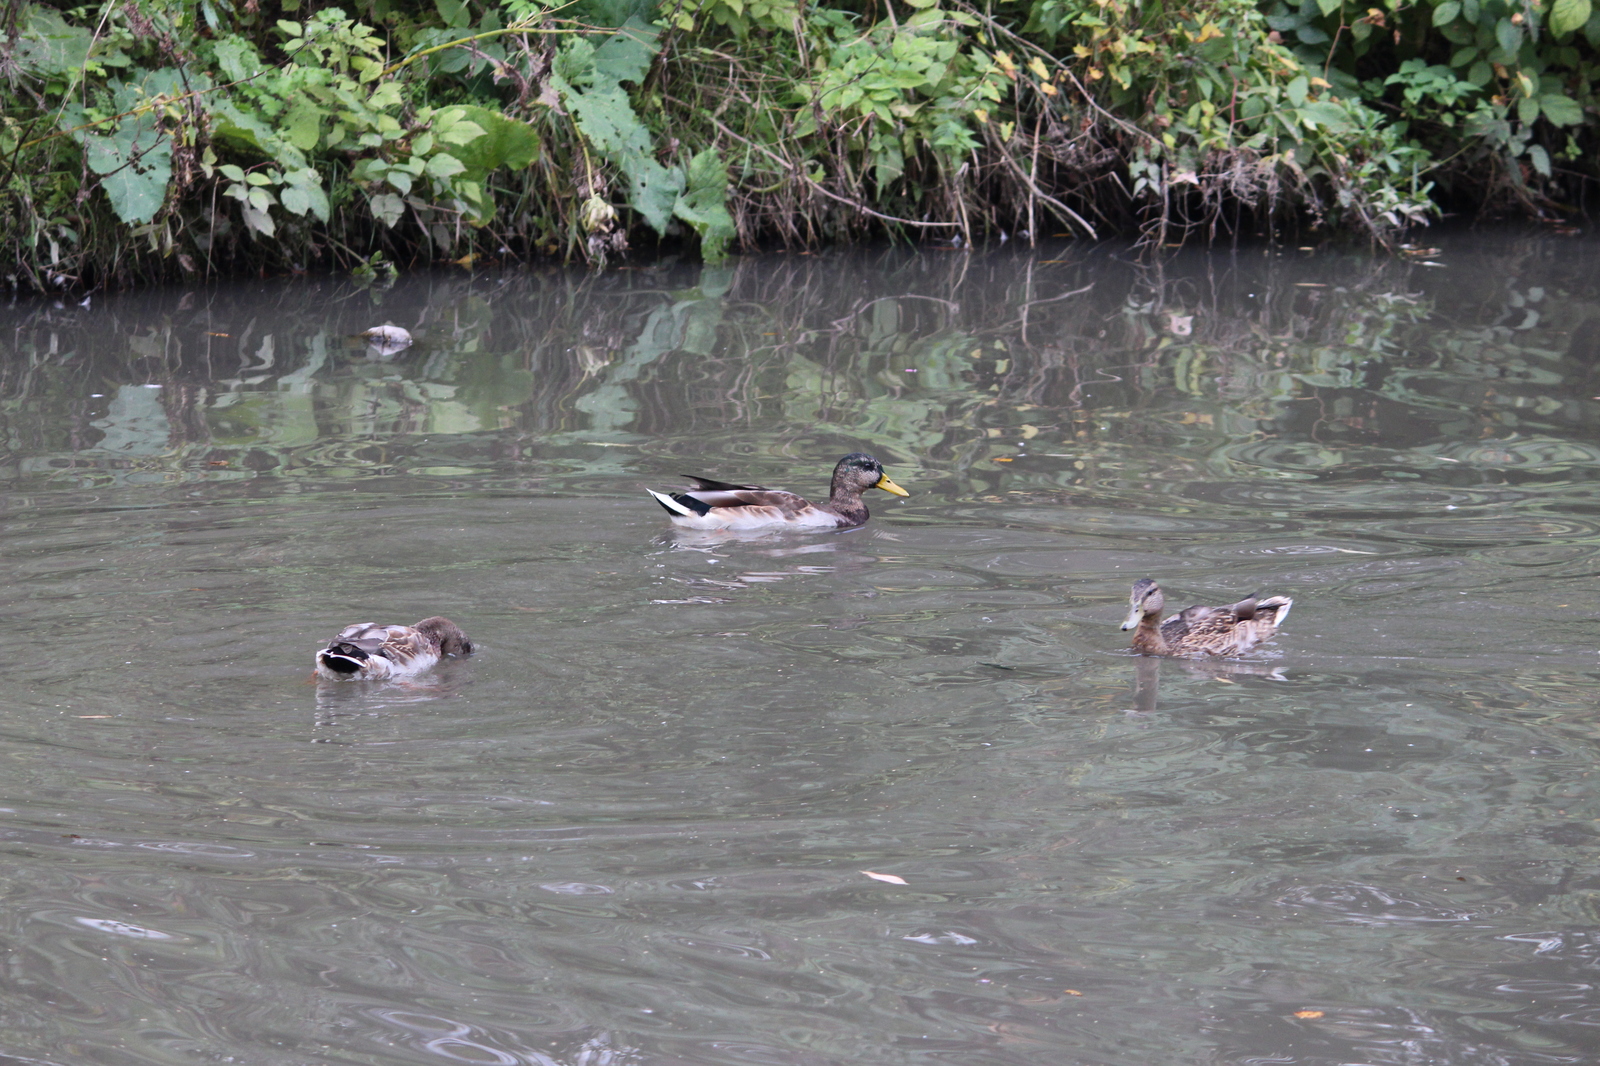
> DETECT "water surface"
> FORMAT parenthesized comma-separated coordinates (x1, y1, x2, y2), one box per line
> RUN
(3, 235, 1600, 1065)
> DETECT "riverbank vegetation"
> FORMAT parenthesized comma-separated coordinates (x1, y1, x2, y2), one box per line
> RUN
(2, 0, 1597, 289)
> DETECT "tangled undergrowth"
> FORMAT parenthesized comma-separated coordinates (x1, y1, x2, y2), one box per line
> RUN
(1, 0, 1597, 290)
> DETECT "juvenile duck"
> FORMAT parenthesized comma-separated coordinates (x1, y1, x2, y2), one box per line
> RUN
(647, 453, 909, 531)
(1122, 579, 1292, 658)
(314, 616, 473, 681)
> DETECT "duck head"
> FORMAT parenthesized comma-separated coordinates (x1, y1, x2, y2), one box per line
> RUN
(1122, 578, 1164, 630)
(832, 453, 909, 498)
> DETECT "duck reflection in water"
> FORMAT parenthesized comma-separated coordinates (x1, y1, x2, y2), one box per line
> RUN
(313, 657, 476, 730)
(1127, 656, 1288, 716)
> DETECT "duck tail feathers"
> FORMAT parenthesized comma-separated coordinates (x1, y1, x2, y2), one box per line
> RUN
(648, 488, 710, 517)
(318, 649, 366, 675)
(1259, 596, 1292, 627)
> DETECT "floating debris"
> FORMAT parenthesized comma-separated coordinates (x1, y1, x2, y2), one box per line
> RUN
(360, 324, 413, 357)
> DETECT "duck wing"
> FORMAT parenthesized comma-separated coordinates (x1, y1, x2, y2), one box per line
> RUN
(688, 487, 811, 513)
(648, 485, 843, 529)
(681, 474, 774, 492)
(325, 622, 389, 658)
(1159, 605, 1210, 646)
(1171, 596, 1293, 657)
(376, 625, 436, 667)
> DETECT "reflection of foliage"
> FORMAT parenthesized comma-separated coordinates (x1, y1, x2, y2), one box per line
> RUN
(1, 242, 1598, 506)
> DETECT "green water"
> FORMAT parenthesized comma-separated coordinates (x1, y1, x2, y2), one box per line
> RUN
(2, 236, 1599, 1065)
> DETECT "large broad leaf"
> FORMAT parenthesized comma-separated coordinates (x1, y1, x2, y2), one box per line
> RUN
(592, 15, 661, 88)
(65, 84, 174, 224)
(672, 149, 736, 262)
(15, 7, 93, 76)
(209, 100, 309, 169)
(441, 106, 540, 174)
(1550, 0, 1592, 35)
(283, 100, 325, 152)
(571, 0, 660, 30)
(82, 123, 173, 224)
(553, 65, 682, 233)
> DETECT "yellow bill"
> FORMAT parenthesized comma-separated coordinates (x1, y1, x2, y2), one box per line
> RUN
(875, 474, 910, 497)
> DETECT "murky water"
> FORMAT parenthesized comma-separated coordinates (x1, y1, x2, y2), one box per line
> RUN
(3, 235, 1600, 1065)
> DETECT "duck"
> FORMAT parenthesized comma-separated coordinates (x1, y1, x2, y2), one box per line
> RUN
(1121, 579, 1292, 658)
(646, 453, 909, 530)
(314, 616, 473, 680)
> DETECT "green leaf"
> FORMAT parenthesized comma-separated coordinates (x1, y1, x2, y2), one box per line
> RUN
(210, 100, 308, 169)
(591, 16, 662, 88)
(1527, 143, 1551, 175)
(14, 7, 93, 76)
(673, 148, 737, 261)
(219, 164, 246, 182)
(284, 101, 324, 151)
(241, 204, 275, 236)
(552, 63, 682, 233)
(369, 192, 405, 227)
(77, 105, 172, 224)
(1315, 0, 1341, 15)
(1550, 0, 1591, 34)
(1495, 17, 1522, 55)
(1298, 101, 1355, 131)
(902, 0, 939, 7)
(1434, 0, 1461, 24)
(444, 106, 541, 173)
(436, 120, 487, 148)
(1541, 92, 1585, 125)
(1286, 75, 1309, 107)
(436, 0, 471, 27)
(211, 37, 260, 83)
(280, 184, 310, 214)
(1517, 96, 1539, 124)
(1467, 60, 1493, 86)
(627, 158, 684, 235)
(424, 152, 467, 179)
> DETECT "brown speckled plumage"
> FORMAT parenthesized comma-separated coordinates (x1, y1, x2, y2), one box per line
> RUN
(1121, 579, 1292, 658)
(315, 616, 473, 680)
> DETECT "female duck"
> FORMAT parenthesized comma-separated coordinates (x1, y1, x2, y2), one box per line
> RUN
(314, 616, 473, 680)
(647, 453, 909, 531)
(1122, 579, 1292, 658)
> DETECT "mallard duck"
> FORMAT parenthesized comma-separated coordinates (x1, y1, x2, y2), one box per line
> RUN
(646, 453, 909, 530)
(314, 616, 473, 681)
(1121, 579, 1292, 658)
